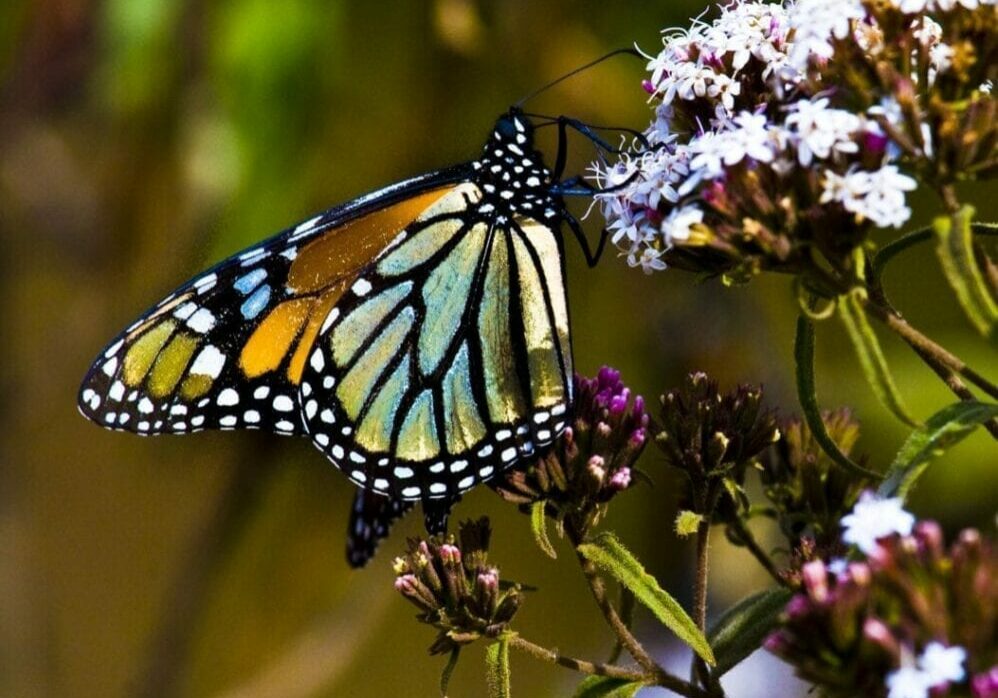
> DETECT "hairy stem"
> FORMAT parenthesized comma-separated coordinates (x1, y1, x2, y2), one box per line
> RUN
(507, 635, 648, 683)
(565, 520, 712, 698)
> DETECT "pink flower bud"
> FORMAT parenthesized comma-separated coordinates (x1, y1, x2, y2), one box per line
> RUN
(801, 560, 829, 602)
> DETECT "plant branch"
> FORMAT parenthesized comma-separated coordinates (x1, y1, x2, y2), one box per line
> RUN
(860, 295, 998, 400)
(726, 518, 786, 587)
(564, 520, 713, 698)
(506, 634, 648, 683)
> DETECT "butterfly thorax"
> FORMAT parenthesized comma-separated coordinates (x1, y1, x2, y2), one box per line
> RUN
(471, 113, 560, 224)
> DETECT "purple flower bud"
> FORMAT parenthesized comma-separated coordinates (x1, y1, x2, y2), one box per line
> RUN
(863, 129, 889, 157)
(609, 467, 632, 490)
(610, 392, 629, 416)
(915, 520, 944, 556)
(971, 667, 998, 698)
(629, 428, 646, 448)
(763, 631, 790, 655)
(633, 395, 645, 416)
(801, 560, 829, 602)
(642, 79, 656, 95)
(785, 594, 811, 619)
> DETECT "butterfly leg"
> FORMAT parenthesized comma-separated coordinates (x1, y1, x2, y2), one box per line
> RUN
(346, 490, 416, 568)
(564, 211, 610, 268)
(422, 496, 460, 536)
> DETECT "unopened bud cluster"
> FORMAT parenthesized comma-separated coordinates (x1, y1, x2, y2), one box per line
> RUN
(760, 409, 878, 560)
(656, 372, 779, 522)
(493, 367, 648, 529)
(392, 518, 522, 654)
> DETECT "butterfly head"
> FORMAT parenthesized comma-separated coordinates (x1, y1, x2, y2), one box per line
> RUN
(473, 109, 559, 221)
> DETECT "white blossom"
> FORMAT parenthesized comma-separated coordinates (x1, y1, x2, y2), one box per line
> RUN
(840, 491, 916, 554)
(886, 666, 932, 698)
(786, 98, 864, 165)
(918, 643, 967, 686)
(788, 0, 866, 69)
(628, 246, 668, 273)
(661, 205, 704, 244)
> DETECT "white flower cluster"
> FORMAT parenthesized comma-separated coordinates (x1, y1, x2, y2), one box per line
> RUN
(887, 643, 967, 698)
(592, 0, 961, 273)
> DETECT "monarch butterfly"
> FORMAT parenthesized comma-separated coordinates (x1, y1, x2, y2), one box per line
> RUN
(79, 104, 630, 566)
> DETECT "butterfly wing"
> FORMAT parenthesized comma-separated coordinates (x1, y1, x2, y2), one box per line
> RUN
(346, 490, 415, 568)
(78, 170, 469, 436)
(299, 188, 574, 501)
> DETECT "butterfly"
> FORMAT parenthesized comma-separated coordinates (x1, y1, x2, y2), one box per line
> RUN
(79, 107, 624, 566)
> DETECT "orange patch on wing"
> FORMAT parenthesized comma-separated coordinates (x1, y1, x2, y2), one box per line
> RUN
(287, 187, 452, 293)
(287, 284, 346, 383)
(240, 299, 313, 378)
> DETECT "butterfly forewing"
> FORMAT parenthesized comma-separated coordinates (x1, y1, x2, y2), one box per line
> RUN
(78, 176, 464, 437)
(299, 185, 573, 501)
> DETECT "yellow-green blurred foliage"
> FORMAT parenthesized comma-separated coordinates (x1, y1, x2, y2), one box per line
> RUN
(1, 2, 994, 697)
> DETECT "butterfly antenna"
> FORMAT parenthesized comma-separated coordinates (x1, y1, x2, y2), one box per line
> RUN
(515, 47, 641, 109)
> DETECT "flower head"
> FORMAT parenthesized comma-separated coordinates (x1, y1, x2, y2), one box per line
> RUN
(493, 368, 648, 531)
(592, 0, 996, 281)
(392, 518, 522, 654)
(767, 523, 996, 697)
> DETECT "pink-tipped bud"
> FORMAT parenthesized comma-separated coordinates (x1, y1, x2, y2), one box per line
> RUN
(642, 79, 656, 95)
(476, 568, 499, 592)
(801, 560, 829, 602)
(439, 544, 462, 566)
(395, 574, 418, 593)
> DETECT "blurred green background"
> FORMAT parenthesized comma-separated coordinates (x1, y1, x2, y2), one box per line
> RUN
(1, 1, 994, 696)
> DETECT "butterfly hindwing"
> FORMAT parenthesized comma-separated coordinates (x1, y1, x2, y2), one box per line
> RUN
(299, 184, 574, 501)
(78, 172, 468, 437)
(346, 490, 415, 568)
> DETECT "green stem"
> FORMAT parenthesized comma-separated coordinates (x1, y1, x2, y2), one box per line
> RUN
(565, 521, 713, 697)
(860, 295, 998, 400)
(726, 518, 786, 587)
(506, 635, 647, 683)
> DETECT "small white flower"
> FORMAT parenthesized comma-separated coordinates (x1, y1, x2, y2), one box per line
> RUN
(919, 643, 967, 686)
(887, 666, 931, 698)
(840, 491, 916, 554)
(661, 205, 704, 244)
(981, 80, 994, 94)
(786, 98, 864, 165)
(628, 246, 668, 274)
(788, 0, 866, 69)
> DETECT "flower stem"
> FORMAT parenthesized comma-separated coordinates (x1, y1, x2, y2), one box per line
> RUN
(691, 518, 713, 689)
(860, 295, 998, 400)
(565, 520, 713, 698)
(727, 517, 786, 587)
(506, 634, 647, 683)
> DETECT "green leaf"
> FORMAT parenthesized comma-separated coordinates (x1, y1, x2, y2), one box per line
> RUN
(879, 400, 998, 500)
(934, 206, 998, 340)
(794, 315, 882, 479)
(530, 501, 557, 559)
(485, 635, 511, 698)
(577, 532, 716, 665)
(838, 291, 920, 427)
(573, 675, 647, 698)
(707, 588, 793, 677)
(440, 647, 460, 697)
